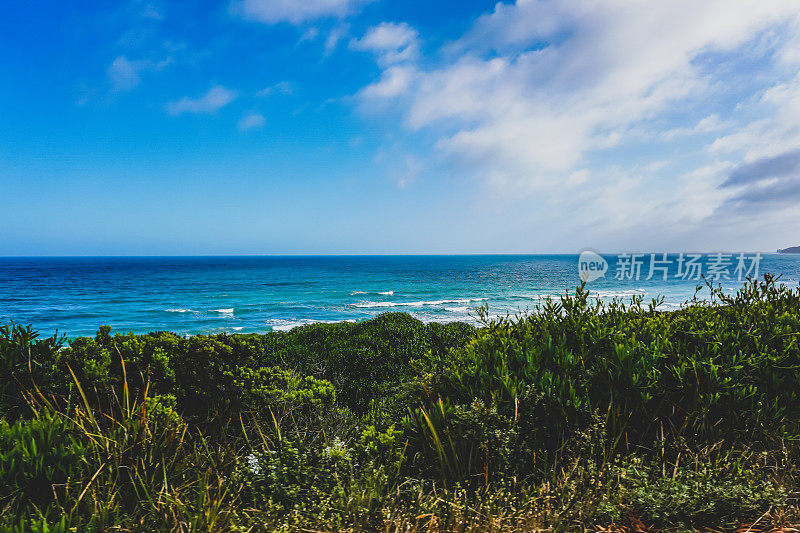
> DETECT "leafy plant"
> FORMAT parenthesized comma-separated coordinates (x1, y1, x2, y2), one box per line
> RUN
(0, 413, 85, 513)
(0, 277, 799, 531)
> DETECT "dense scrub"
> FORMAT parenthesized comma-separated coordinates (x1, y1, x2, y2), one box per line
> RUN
(0, 277, 798, 531)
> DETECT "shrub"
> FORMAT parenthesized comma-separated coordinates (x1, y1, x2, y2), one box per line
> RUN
(234, 436, 360, 528)
(0, 413, 86, 512)
(598, 455, 787, 529)
(144, 394, 185, 431)
(0, 324, 62, 418)
(433, 277, 800, 454)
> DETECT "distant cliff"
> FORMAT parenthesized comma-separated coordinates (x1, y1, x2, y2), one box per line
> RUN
(778, 246, 800, 253)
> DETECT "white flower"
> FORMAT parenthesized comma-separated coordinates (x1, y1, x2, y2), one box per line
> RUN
(246, 453, 261, 475)
(323, 437, 350, 460)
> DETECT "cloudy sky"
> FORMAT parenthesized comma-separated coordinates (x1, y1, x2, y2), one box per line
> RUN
(2, 0, 800, 254)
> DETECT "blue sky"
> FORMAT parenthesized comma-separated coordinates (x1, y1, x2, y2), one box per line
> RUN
(2, 0, 800, 255)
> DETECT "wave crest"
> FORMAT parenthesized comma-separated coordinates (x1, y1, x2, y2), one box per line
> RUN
(353, 297, 487, 309)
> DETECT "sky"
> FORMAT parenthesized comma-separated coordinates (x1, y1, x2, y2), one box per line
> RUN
(2, 0, 800, 255)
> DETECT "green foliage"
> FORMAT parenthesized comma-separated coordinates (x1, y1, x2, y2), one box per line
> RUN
(598, 455, 787, 529)
(258, 313, 475, 411)
(0, 324, 62, 418)
(48, 313, 474, 416)
(1, 278, 799, 530)
(235, 437, 356, 525)
(432, 276, 800, 460)
(143, 394, 185, 430)
(360, 423, 404, 465)
(234, 433, 402, 530)
(0, 413, 85, 512)
(225, 365, 335, 412)
(0, 516, 68, 533)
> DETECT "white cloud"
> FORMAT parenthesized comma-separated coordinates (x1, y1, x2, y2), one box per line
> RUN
(711, 71, 800, 161)
(355, 1, 800, 247)
(166, 86, 238, 115)
(300, 27, 320, 41)
(660, 114, 727, 141)
(256, 81, 294, 96)
(108, 55, 172, 92)
(108, 56, 144, 91)
(324, 24, 350, 55)
(358, 65, 415, 100)
(233, 0, 364, 24)
(351, 22, 419, 66)
(139, 2, 164, 20)
(238, 112, 266, 131)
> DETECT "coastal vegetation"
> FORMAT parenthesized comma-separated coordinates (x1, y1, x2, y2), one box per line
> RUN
(0, 276, 798, 531)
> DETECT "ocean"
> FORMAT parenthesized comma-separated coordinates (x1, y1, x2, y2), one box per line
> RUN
(2, 254, 799, 338)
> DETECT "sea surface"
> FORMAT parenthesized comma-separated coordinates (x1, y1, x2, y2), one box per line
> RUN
(1, 254, 799, 338)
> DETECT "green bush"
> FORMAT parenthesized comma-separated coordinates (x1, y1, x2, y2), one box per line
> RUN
(234, 436, 359, 528)
(598, 455, 787, 529)
(0, 324, 62, 418)
(0, 413, 86, 512)
(431, 277, 800, 459)
(225, 365, 335, 411)
(144, 394, 185, 431)
(0, 516, 68, 533)
(51, 314, 475, 416)
(259, 313, 475, 411)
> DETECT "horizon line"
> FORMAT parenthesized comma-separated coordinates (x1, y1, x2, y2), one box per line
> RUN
(0, 251, 782, 258)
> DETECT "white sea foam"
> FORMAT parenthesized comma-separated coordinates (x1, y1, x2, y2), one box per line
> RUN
(350, 291, 368, 295)
(266, 319, 302, 331)
(267, 318, 357, 332)
(413, 310, 501, 325)
(232, 326, 244, 331)
(511, 294, 558, 300)
(378, 291, 394, 295)
(353, 297, 486, 309)
(444, 306, 469, 312)
(592, 289, 647, 298)
(165, 308, 196, 313)
(427, 298, 488, 305)
(213, 308, 234, 314)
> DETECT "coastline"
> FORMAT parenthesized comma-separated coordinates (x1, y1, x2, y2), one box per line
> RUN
(4, 254, 799, 338)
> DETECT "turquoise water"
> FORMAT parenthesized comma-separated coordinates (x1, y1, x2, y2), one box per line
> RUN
(1, 255, 799, 338)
